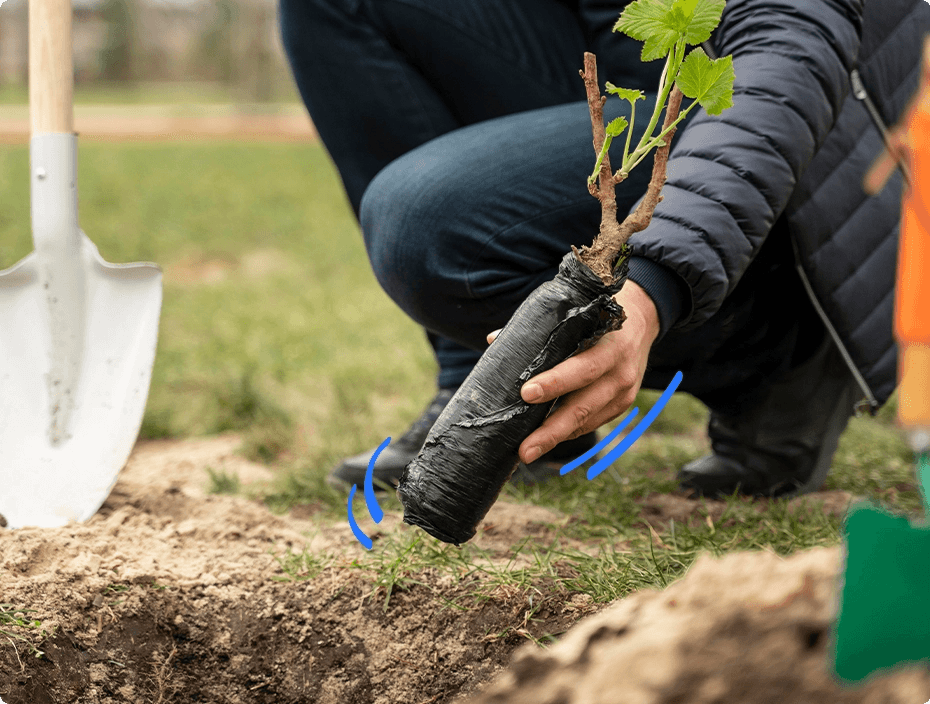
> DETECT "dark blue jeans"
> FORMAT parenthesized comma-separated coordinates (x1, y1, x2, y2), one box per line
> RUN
(279, 0, 822, 415)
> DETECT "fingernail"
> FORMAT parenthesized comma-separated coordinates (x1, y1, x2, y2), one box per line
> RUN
(525, 446, 542, 464)
(523, 383, 542, 402)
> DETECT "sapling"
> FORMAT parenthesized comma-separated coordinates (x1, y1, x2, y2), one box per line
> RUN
(398, 0, 736, 546)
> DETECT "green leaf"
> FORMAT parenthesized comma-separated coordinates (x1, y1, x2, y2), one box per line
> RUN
(614, 0, 679, 62)
(665, 4, 691, 34)
(614, 0, 726, 61)
(605, 116, 629, 138)
(674, 0, 701, 18)
(613, 0, 673, 40)
(675, 47, 734, 115)
(605, 82, 646, 104)
(682, 0, 726, 45)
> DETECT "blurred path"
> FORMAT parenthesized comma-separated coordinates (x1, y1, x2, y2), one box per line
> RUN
(0, 104, 318, 142)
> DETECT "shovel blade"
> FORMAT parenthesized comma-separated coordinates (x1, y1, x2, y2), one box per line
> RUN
(0, 232, 162, 528)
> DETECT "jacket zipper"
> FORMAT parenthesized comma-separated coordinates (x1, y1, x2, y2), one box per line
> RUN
(792, 240, 880, 415)
(850, 69, 911, 186)
(788, 69, 908, 417)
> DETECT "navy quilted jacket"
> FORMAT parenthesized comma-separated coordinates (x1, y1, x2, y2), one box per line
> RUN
(629, 0, 930, 408)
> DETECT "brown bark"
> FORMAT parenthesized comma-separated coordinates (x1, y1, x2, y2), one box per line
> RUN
(575, 52, 684, 284)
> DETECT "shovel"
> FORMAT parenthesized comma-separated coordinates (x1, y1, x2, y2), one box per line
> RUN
(0, 0, 162, 529)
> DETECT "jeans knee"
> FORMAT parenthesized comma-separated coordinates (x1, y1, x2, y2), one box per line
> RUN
(360, 156, 463, 325)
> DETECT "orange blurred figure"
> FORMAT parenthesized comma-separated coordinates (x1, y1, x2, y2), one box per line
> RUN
(871, 38, 930, 428)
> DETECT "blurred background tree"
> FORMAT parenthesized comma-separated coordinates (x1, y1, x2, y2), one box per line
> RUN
(99, 0, 136, 82)
(195, 0, 238, 85)
(0, 0, 295, 103)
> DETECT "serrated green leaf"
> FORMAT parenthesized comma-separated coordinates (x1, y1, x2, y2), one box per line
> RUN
(614, 0, 679, 62)
(666, 5, 691, 33)
(675, 0, 701, 18)
(605, 82, 646, 104)
(683, 0, 726, 45)
(641, 31, 680, 62)
(605, 116, 629, 137)
(613, 0, 674, 40)
(675, 47, 734, 115)
(614, 0, 726, 61)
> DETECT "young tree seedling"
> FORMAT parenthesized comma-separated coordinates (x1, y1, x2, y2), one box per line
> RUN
(576, 0, 735, 283)
(398, 0, 737, 546)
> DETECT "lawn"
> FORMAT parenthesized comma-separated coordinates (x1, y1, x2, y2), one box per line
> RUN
(0, 140, 921, 605)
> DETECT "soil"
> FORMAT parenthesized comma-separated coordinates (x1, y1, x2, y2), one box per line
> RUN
(0, 436, 924, 704)
(470, 547, 930, 704)
(0, 436, 597, 704)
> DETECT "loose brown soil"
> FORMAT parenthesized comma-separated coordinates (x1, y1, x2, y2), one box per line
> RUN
(0, 436, 597, 704)
(1, 437, 924, 703)
(470, 547, 930, 704)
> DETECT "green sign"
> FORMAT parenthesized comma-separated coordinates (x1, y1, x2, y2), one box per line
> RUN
(833, 454, 930, 682)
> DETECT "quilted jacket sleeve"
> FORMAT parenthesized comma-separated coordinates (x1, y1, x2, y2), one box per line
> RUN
(628, 0, 865, 331)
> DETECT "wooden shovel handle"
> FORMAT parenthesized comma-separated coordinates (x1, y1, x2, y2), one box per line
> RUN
(29, 0, 74, 134)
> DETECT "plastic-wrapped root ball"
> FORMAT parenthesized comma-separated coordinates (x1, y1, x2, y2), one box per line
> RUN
(397, 251, 629, 545)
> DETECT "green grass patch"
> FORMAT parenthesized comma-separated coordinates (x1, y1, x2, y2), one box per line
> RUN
(0, 604, 54, 659)
(206, 467, 242, 495)
(273, 547, 336, 582)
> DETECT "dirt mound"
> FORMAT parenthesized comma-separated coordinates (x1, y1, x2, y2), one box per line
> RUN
(468, 547, 930, 704)
(0, 437, 592, 704)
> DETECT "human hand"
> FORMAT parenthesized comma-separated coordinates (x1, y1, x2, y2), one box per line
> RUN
(487, 281, 660, 465)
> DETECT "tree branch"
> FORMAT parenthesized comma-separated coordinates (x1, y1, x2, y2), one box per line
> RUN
(575, 52, 684, 285)
(575, 52, 622, 281)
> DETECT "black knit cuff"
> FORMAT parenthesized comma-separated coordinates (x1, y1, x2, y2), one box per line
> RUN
(626, 256, 690, 341)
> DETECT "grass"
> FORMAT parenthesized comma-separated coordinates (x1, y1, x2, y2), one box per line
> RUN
(273, 547, 336, 582)
(1, 139, 923, 617)
(206, 467, 242, 495)
(334, 465, 851, 615)
(0, 604, 53, 660)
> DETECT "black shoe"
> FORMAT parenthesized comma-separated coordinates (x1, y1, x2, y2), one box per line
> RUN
(677, 336, 863, 498)
(327, 388, 457, 490)
(510, 431, 600, 484)
(328, 388, 600, 490)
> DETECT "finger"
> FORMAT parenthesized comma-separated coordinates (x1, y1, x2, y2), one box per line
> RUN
(521, 334, 621, 404)
(519, 382, 625, 463)
(486, 328, 502, 345)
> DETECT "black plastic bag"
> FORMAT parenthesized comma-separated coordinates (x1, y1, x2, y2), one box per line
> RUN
(397, 250, 628, 545)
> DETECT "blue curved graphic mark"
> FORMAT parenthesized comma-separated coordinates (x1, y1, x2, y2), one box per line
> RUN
(364, 437, 390, 523)
(586, 371, 683, 480)
(560, 407, 640, 475)
(347, 485, 373, 549)
(558, 371, 684, 480)
(348, 436, 391, 549)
